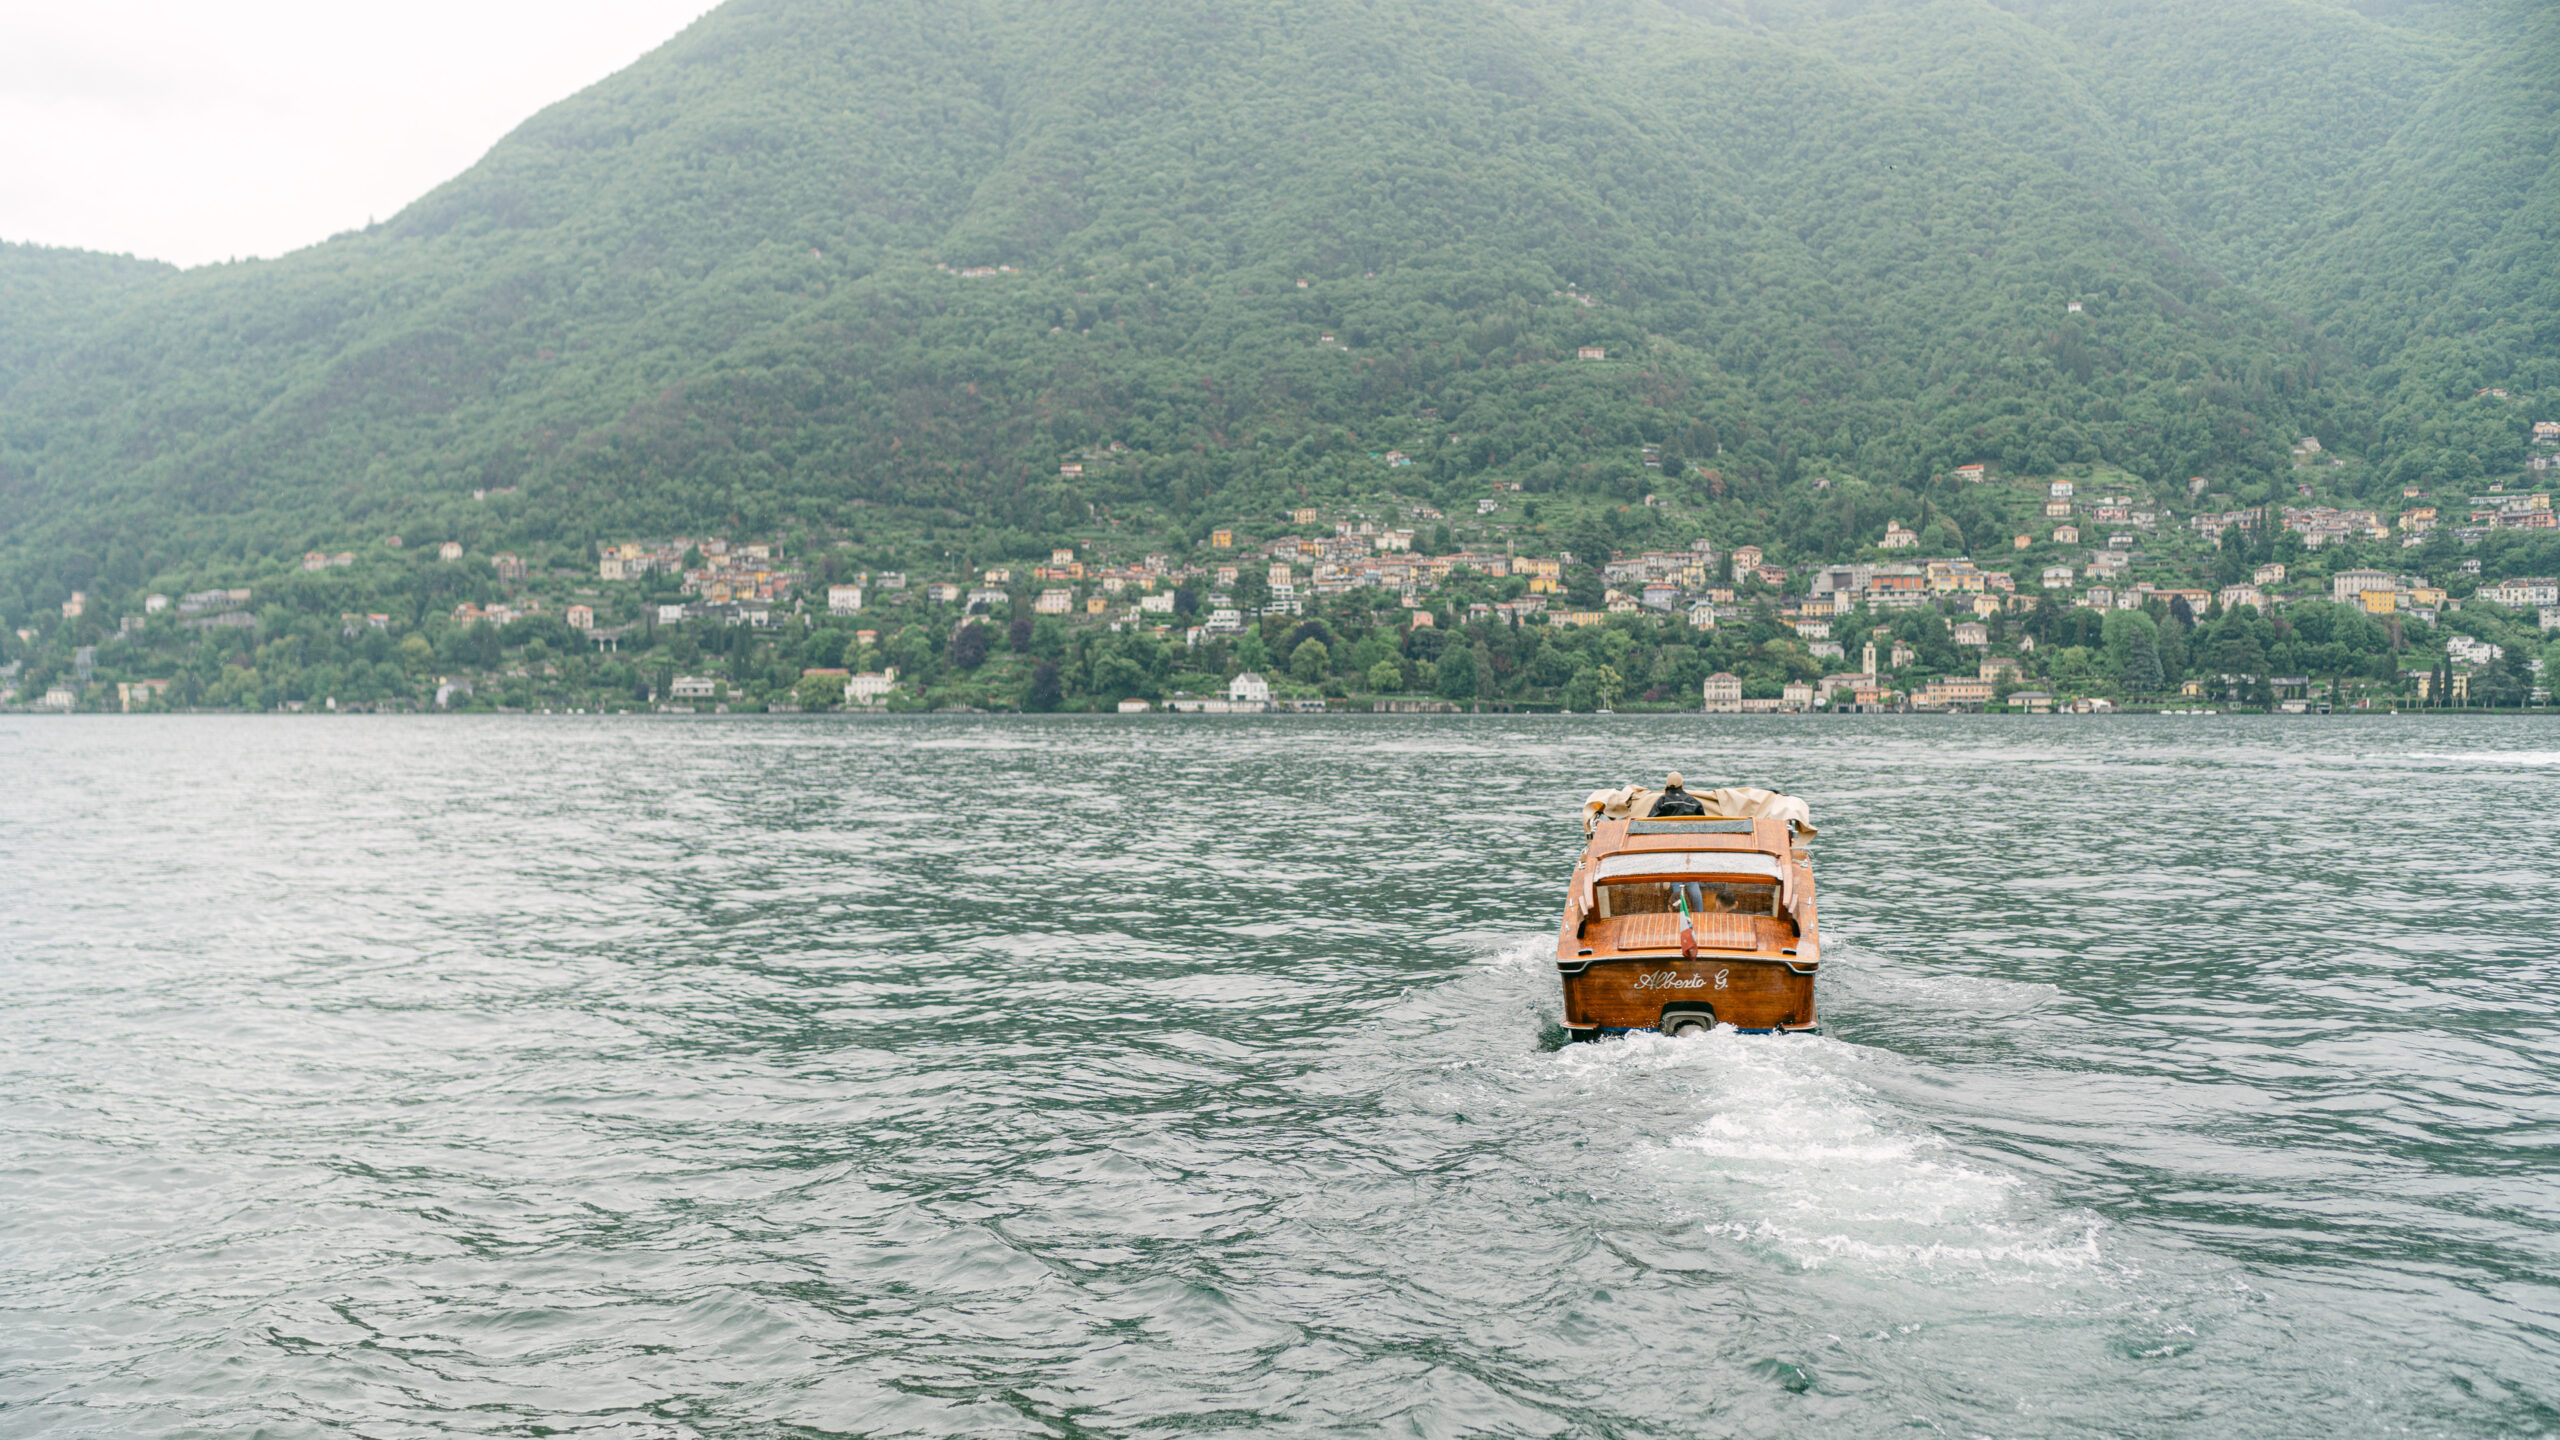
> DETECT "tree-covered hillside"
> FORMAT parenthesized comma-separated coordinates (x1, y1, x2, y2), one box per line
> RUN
(0, 0, 2552, 625)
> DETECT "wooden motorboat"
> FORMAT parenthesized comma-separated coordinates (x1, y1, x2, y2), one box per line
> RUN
(1556, 805, 1819, 1039)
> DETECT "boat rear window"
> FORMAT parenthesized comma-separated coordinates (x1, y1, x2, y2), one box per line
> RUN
(1598, 881, 1780, 918)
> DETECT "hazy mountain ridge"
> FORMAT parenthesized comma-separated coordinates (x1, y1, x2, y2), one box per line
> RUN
(0, 0, 2550, 607)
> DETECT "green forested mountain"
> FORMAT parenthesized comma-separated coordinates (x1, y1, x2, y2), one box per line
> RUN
(0, 0, 2553, 622)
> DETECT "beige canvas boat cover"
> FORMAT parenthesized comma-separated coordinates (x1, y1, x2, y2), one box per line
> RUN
(1580, 784, 1815, 836)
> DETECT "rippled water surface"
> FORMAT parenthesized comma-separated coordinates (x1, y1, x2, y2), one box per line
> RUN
(3, 714, 2557, 1438)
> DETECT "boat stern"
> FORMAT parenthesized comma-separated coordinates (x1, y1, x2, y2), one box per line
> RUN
(1556, 953, 1818, 1038)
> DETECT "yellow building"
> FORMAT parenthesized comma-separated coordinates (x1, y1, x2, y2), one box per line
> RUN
(1926, 561, 1987, 593)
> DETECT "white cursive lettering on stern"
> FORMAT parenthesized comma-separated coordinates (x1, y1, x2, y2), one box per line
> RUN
(1630, 968, 1731, 992)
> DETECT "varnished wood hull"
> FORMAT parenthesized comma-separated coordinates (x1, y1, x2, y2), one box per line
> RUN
(1555, 812, 1821, 1038)
(1558, 955, 1817, 1035)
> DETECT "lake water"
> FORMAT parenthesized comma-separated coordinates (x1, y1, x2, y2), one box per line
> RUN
(2, 714, 2555, 1438)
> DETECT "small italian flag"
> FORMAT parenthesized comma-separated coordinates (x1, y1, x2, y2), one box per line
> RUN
(1675, 889, 1699, 959)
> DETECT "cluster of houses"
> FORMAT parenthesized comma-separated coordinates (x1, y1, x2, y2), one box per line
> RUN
(2275, 505, 2390, 548)
(2193, 489, 2553, 551)
(450, 600, 544, 628)
(584, 471, 2560, 648)
(56, 586, 251, 629)
(2019, 478, 2163, 548)
(1159, 671, 1279, 713)
(579, 467, 2560, 713)
(2326, 570, 2462, 622)
(2455, 490, 2555, 537)
(1698, 627, 2038, 714)
(1118, 671, 1351, 714)
(2464, 575, 2560, 634)
(597, 537, 805, 607)
(663, 662, 903, 710)
(147, 588, 259, 632)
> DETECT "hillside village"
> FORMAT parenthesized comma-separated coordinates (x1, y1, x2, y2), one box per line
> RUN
(7, 415, 2558, 716)
(2, 0, 2555, 732)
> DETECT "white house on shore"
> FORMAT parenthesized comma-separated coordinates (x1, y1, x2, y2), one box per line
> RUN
(1229, 671, 1271, 705)
(844, 668, 898, 705)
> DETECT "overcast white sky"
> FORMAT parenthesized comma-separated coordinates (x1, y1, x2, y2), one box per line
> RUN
(0, 0, 721, 269)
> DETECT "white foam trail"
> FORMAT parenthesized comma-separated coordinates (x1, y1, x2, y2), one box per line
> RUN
(1515, 931, 2103, 1280)
(1588, 1028, 2109, 1281)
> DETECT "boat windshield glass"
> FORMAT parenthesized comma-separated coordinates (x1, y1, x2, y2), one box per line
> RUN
(1597, 880, 1779, 919)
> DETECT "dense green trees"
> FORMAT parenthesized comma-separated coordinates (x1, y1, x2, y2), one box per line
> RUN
(2, 0, 2556, 721)
(21, 546, 2547, 714)
(2, 0, 2554, 629)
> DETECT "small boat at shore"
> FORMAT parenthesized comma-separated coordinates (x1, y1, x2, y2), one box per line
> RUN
(1556, 783, 1820, 1040)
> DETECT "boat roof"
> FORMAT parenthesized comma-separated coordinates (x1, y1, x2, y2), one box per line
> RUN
(1593, 850, 1785, 882)
(1624, 818, 1756, 836)
(1583, 814, 1795, 862)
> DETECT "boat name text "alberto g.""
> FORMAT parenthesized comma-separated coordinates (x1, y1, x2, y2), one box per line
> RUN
(1631, 969, 1726, 992)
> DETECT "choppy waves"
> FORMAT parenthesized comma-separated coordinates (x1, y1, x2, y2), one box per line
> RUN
(1, 713, 2555, 1437)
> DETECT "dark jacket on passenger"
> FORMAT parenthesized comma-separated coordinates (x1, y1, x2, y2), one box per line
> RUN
(1648, 786, 1706, 817)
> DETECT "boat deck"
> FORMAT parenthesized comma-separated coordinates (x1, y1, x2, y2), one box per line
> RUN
(1580, 911, 1786, 955)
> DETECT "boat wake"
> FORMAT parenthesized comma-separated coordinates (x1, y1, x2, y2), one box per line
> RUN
(1637, 1029, 2104, 1280)
(1467, 934, 2108, 1288)
(1363, 930, 2311, 1436)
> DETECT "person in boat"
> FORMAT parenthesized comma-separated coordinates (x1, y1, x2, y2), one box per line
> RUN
(1581, 780, 1817, 843)
(1643, 774, 1713, 914)
(1649, 772, 1706, 817)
